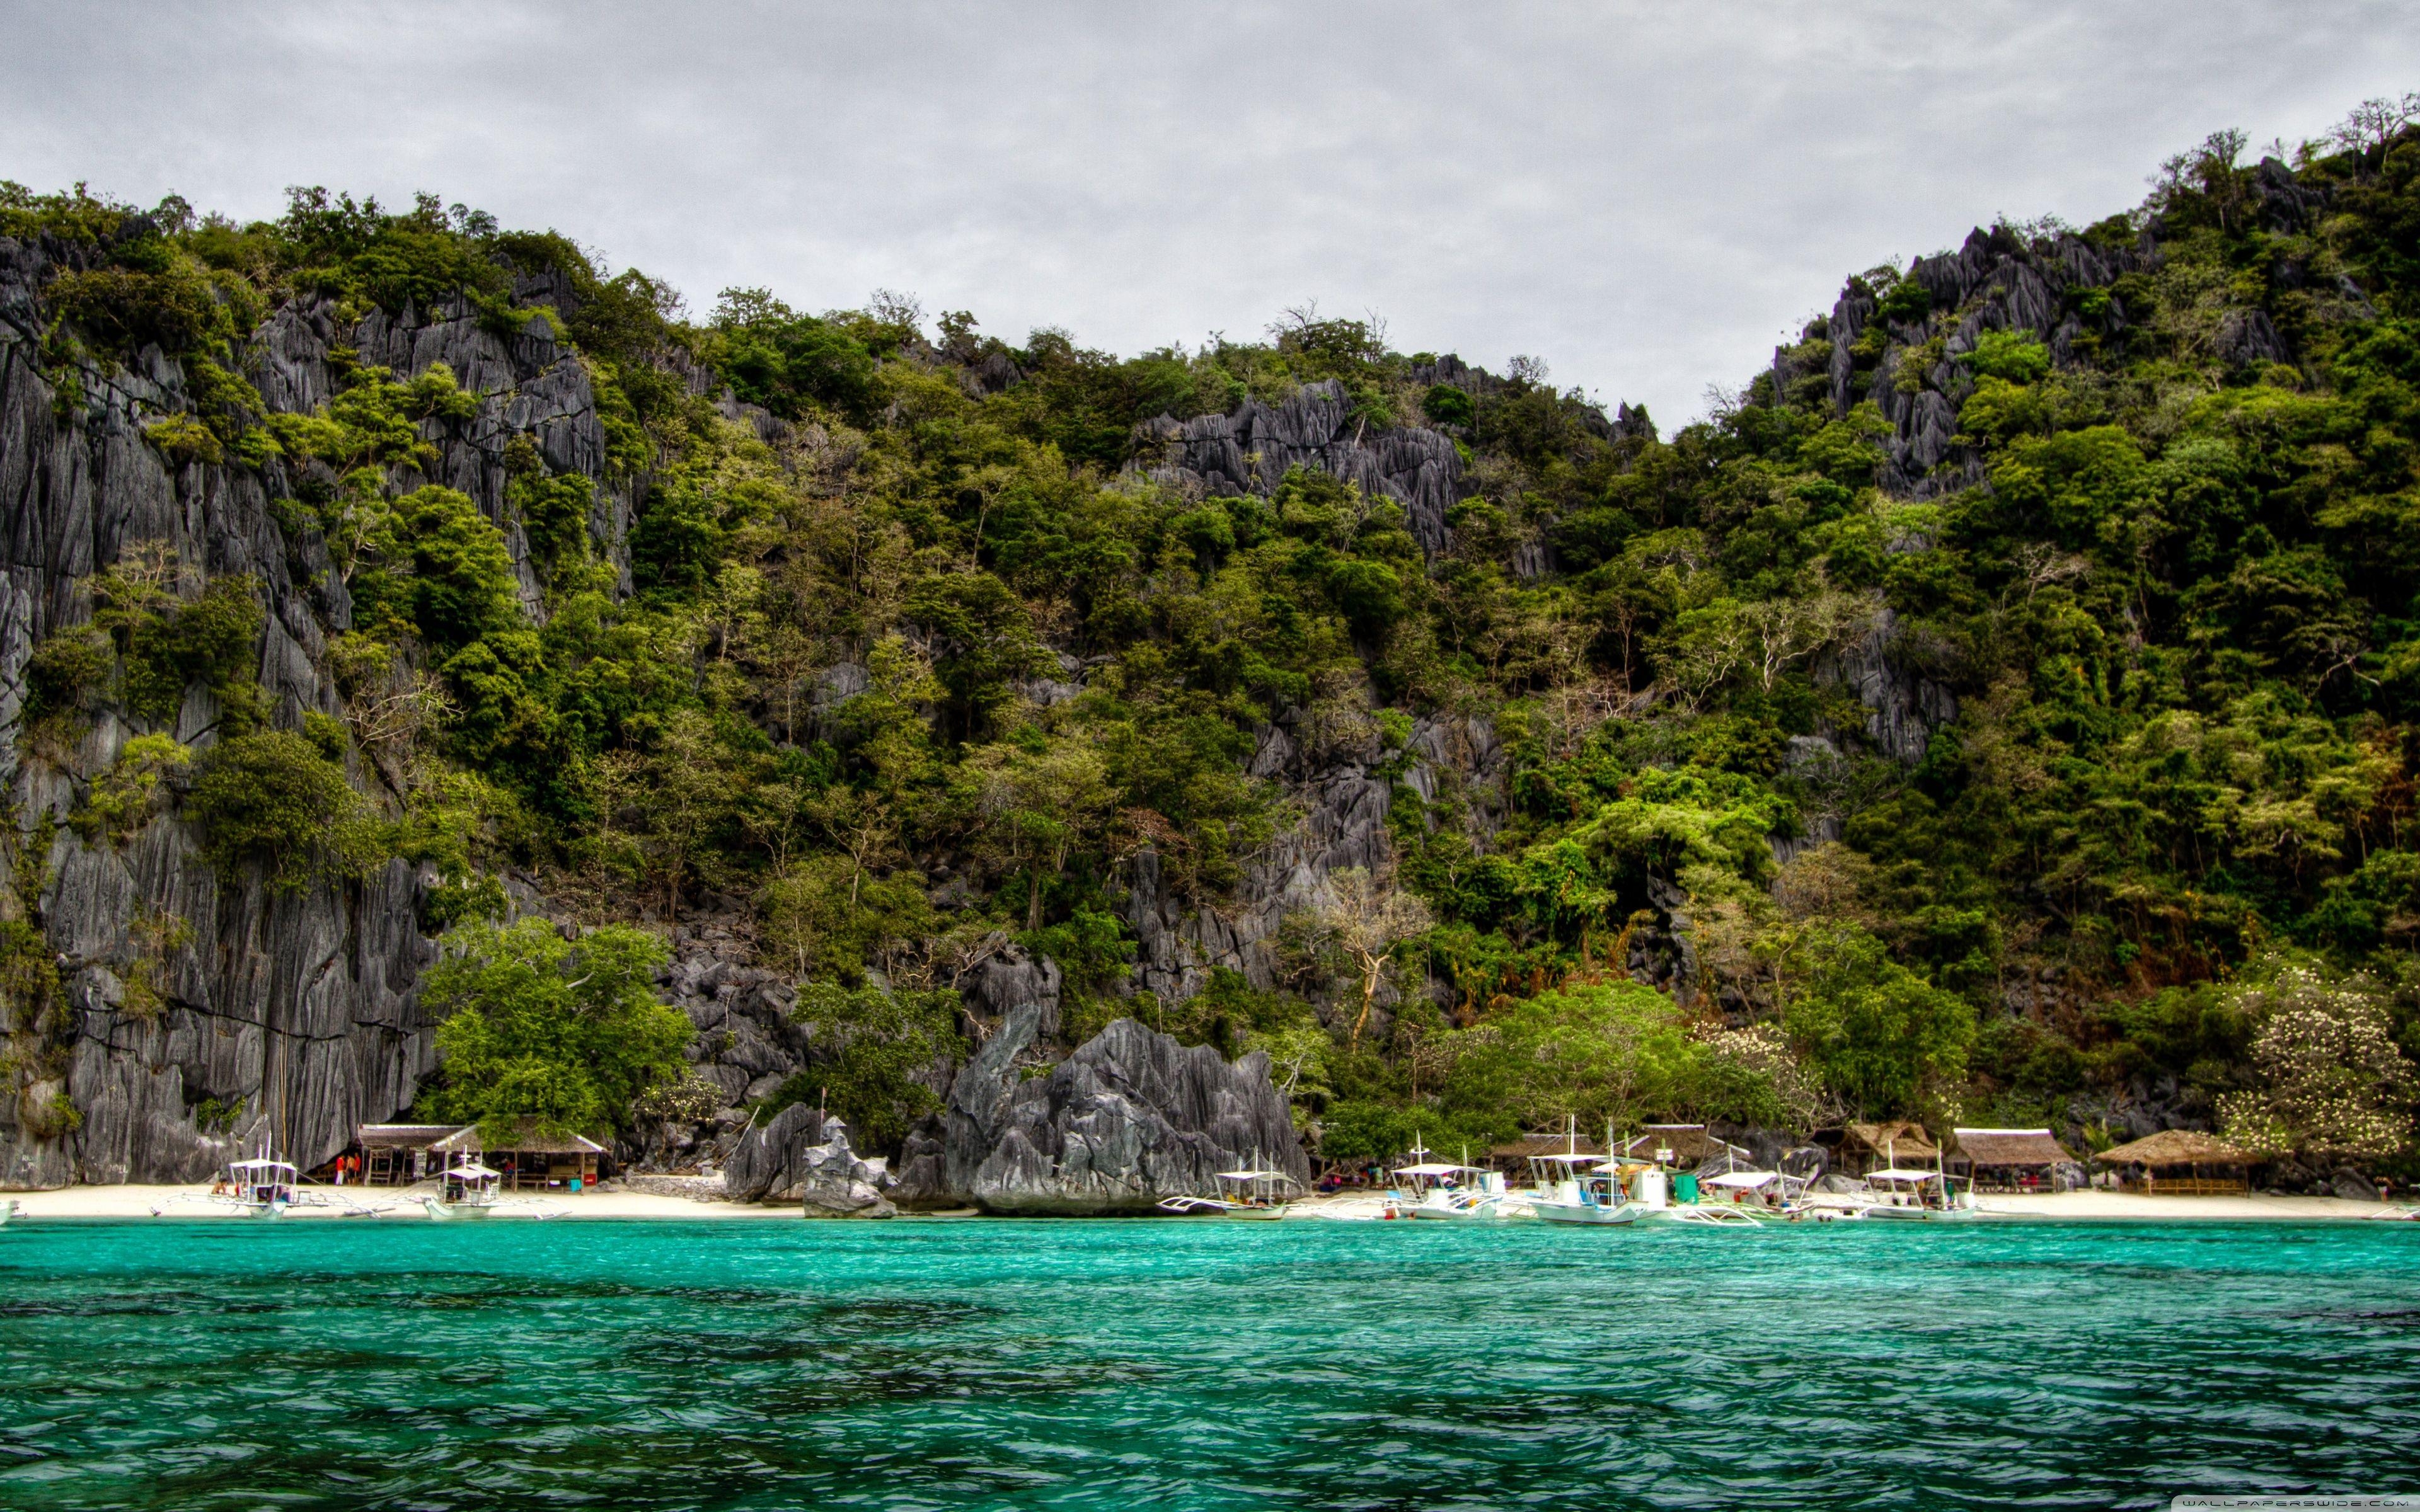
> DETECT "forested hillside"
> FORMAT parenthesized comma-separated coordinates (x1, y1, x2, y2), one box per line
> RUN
(4, 96, 2418, 1189)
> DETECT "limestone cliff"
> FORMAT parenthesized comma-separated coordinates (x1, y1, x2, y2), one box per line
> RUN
(0, 219, 629, 1184)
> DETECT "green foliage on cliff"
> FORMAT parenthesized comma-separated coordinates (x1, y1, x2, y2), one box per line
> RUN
(20, 96, 2420, 1171)
(763, 981, 967, 1151)
(188, 731, 384, 890)
(412, 919, 690, 1141)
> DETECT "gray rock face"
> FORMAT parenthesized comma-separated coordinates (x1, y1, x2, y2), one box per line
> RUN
(960, 946, 1063, 1040)
(792, 1120, 896, 1218)
(893, 1007, 1308, 1214)
(1132, 380, 1467, 558)
(2333, 1169, 2380, 1203)
(1815, 224, 2149, 497)
(723, 1101, 826, 1203)
(722, 1102, 894, 1214)
(1816, 607, 1957, 767)
(0, 226, 635, 1186)
(1129, 710, 1504, 1009)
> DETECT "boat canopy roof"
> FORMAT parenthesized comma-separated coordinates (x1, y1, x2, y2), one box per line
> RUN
(1393, 1162, 1484, 1177)
(1216, 1169, 1295, 1183)
(1866, 1167, 1942, 1182)
(229, 1159, 296, 1172)
(1529, 1152, 1603, 1164)
(1706, 1170, 1779, 1188)
(447, 1163, 503, 1180)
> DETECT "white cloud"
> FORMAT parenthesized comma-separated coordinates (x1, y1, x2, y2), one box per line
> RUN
(5, 0, 2414, 426)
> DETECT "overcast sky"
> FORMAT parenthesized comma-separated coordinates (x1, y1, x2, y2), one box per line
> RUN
(4, 2, 2415, 427)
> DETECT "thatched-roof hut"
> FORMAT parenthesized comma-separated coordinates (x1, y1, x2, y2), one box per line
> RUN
(2092, 1129, 2254, 1195)
(1487, 1132, 1606, 1171)
(433, 1121, 608, 1191)
(1834, 1120, 1939, 1174)
(1949, 1128, 2075, 1191)
(352, 1124, 475, 1184)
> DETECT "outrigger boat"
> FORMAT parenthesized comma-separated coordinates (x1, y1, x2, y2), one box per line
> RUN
(1531, 1156, 1640, 1226)
(1598, 1154, 1764, 1228)
(424, 1162, 505, 1220)
(1860, 1166, 1980, 1221)
(1158, 1164, 1301, 1220)
(0, 1197, 16, 1225)
(1395, 1161, 1511, 1221)
(224, 1156, 301, 1218)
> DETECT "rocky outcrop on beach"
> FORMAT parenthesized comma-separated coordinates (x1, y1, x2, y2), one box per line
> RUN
(893, 1005, 1307, 1214)
(720, 1101, 895, 1215)
(792, 1121, 896, 1218)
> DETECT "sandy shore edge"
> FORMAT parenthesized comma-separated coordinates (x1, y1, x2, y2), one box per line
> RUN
(4, 1185, 2415, 1223)
(3, 1182, 792, 1221)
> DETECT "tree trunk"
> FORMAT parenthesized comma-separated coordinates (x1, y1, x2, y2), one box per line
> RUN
(1349, 956, 1383, 1048)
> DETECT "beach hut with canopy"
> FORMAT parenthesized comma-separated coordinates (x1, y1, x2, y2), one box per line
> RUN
(2092, 1130, 2255, 1196)
(1614, 1125, 1751, 1169)
(351, 1124, 474, 1185)
(1487, 1130, 1606, 1172)
(1831, 1120, 1939, 1176)
(432, 1121, 607, 1192)
(1949, 1128, 2076, 1193)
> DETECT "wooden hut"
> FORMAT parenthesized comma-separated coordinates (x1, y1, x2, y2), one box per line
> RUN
(1833, 1121, 1939, 1176)
(354, 1125, 475, 1185)
(1949, 1128, 2076, 1193)
(1487, 1131, 1606, 1172)
(2092, 1130, 2254, 1196)
(432, 1121, 608, 1192)
(1615, 1125, 1751, 1168)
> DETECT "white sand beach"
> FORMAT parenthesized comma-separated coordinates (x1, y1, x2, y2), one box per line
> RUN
(3, 1180, 795, 1222)
(6, 1184, 2414, 1223)
(1977, 1190, 2412, 1222)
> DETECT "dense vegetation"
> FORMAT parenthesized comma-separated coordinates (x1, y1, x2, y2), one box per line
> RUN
(9, 94, 2420, 1176)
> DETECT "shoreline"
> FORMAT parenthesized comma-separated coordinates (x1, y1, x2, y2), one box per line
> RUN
(3, 1181, 793, 1222)
(4, 1184, 2414, 1223)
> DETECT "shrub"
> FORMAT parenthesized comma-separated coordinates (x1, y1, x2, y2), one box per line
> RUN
(758, 856, 934, 985)
(771, 982, 969, 1153)
(23, 627, 112, 721)
(1782, 924, 1975, 1117)
(69, 734, 190, 846)
(1436, 980, 1729, 1139)
(188, 730, 385, 890)
(1961, 329, 2051, 384)
(412, 918, 688, 1140)
(1422, 383, 1475, 428)
(107, 573, 262, 725)
(143, 413, 224, 466)
(390, 486, 522, 653)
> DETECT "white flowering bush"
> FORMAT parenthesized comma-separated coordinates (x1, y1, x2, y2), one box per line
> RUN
(2215, 961, 2415, 1160)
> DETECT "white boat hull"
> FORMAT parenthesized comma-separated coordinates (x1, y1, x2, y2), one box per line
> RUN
(1535, 1201, 1640, 1226)
(424, 1199, 496, 1221)
(1639, 1205, 1762, 1228)
(1223, 1204, 1289, 1221)
(1862, 1204, 1979, 1222)
(1305, 1196, 1403, 1221)
(1408, 1198, 1507, 1221)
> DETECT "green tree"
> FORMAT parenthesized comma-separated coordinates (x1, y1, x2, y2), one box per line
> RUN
(187, 730, 385, 890)
(414, 918, 689, 1140)
(1782, 924, 1975, 1116)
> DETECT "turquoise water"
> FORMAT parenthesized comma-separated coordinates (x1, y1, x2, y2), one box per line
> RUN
(2, 1218, 2416, 1509)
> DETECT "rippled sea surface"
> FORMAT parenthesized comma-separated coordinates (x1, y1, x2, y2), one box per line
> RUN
(3, 1217, 2417, 1509)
